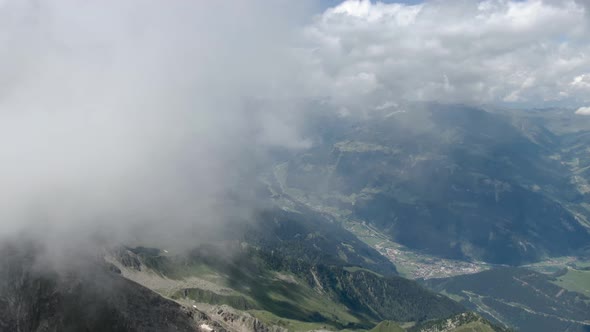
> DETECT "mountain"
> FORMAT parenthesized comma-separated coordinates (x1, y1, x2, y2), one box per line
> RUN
(0, 205, 470, 332)
(272, 104, 590, 265)
(0, 242, 204, 332)
(106, 243, 519, 332)
(423, 267, 590, 332)
(4, 105, 590, 332)
(243, 206, 397, 275)
(111, 237, 464, 330)
(492, 107, 590, 226)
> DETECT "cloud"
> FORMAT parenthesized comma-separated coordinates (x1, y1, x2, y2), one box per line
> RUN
(575, 106, 590, 115)
(1, 0, 589, 262)
(301, 0, 590, 110)
(0, 0, 312, 256)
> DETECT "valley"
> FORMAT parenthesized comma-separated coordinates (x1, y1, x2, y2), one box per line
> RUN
(424, 267, 590, 332)
(259, 105, 590, 332)
(269, 154, 493, 280)
(3, 105, 590, 332)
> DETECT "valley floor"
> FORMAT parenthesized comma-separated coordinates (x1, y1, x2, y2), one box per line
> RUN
(342, 219, 492, 280)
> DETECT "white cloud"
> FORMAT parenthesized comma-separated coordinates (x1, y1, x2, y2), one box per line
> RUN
(572, 74, 590, 89)
(301, 0, 590, 109)
(1, 0, 589, 259)
(0, 0, 312, 255)
(576, 106, 590, 115)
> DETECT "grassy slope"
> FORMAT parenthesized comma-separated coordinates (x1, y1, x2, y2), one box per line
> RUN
(370, 321, 405, 332)
(127, 245, 463, 330)
(250, 310, 349, 332)
(553, 268, 590, 297)
(122, 250, 363, 330)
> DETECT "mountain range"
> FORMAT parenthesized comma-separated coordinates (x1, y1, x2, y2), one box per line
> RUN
(2, 104, 590, 332)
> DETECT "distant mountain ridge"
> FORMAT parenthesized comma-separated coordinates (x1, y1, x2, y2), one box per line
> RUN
(274, 104, 590, 265)
(423, 267, 590, 332)
(3, 105, 589, 332)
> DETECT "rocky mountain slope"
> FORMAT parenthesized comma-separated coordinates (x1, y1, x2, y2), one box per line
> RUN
(0, 233, 485, 332)
(0, 242, 202, 332)
(107, 243, 464, 330)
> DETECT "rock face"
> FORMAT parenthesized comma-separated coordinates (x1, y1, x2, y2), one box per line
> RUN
(205, 305, 287, 332)
(108, 248, 288, 332)
(0, 243, 201, 332)
(113, 247, 143, 271)
(0, 243, 291, 332)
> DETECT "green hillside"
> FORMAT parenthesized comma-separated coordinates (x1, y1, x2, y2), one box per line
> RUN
(370, 321, 405, 332)
(124, 243, 464, 330)
(553, 267, 590, 297)
(367, 312, 508, 332)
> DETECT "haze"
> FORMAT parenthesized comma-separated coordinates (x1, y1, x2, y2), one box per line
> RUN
(0, 0, 589, 258)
